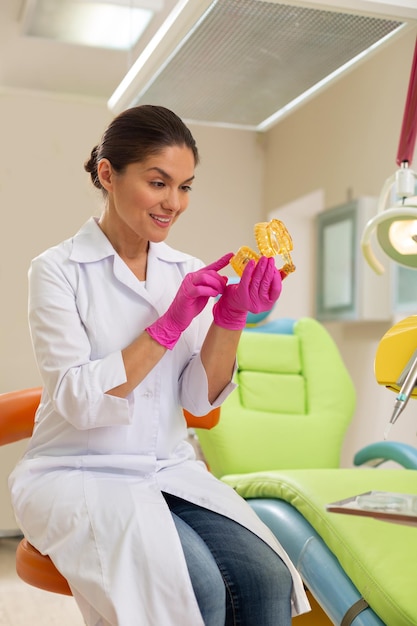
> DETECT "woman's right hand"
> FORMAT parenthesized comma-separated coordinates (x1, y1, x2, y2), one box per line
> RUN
(146, 253, 233, 349)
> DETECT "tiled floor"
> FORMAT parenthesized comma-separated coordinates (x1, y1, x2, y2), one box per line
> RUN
(0, 537, 84, 626)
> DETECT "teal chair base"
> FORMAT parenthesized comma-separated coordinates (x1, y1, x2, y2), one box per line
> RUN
(248, 499, 383, 625)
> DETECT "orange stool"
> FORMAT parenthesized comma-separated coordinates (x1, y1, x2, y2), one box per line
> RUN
(16, 538, 72, 595)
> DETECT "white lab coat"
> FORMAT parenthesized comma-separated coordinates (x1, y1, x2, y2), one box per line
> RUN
(9, 218, 309, 626)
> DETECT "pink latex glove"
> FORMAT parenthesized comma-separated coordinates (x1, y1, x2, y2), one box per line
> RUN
(146, 252, 233, 349)
(213, 256, 283, 330)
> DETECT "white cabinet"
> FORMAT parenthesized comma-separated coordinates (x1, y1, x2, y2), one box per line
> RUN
(316, 197, 392, 322)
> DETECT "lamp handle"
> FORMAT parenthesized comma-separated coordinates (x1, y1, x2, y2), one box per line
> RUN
(361, 224, 385, 275)
(361, 206, 417, 274)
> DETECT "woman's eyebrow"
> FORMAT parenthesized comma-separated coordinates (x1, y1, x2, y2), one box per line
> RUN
(147, 166, 195, 184)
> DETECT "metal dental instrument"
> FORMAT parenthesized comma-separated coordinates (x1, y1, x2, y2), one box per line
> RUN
(384, 348, 417, 439)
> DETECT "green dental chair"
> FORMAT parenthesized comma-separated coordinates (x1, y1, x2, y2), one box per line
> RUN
(196, 318, 417, 626)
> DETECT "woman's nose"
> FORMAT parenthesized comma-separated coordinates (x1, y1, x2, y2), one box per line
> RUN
(162, 188, 181, 212)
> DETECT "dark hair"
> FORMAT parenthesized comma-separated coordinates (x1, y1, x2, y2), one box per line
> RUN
(84, 105, 199, 191)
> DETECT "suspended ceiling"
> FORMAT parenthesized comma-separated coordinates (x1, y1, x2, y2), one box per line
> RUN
(1, 0, 417, 131)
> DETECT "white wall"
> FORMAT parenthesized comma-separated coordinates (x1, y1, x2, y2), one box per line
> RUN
(263, 27, 417, 466)
(0, 92, 111, 390)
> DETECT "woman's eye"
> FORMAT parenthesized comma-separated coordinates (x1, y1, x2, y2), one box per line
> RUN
(181, 185, 192, 193)
(151, 181, 165, 188)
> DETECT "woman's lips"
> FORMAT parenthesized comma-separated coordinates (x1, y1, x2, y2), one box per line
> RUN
(150, 214, 171, 227)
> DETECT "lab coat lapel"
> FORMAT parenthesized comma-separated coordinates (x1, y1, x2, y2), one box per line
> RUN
(112, 255, 150, 298)
(145, 243, 183, 315)
(112, 241, 191, 315)
(71, 218, 191, 313)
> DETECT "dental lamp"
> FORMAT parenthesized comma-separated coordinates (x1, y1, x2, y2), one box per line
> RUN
(361, 35, 417, 438)
(361, 35, 417, 275)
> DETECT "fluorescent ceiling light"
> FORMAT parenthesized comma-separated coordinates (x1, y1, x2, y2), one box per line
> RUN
(108, 0, 214, 111)
(23, 0, 154, 51)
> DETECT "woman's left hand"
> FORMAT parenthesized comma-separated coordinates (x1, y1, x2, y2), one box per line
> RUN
(213, 256, 282, 330)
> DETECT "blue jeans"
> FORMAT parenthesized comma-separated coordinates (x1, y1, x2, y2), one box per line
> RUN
(163, 493, 292, 626)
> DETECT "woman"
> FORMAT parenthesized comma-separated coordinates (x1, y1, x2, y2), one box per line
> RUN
(9, 105, 309, 625)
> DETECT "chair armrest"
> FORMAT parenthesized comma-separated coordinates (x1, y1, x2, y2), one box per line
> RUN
(0, 387, 41, 445)
(353, 441, 417, 469)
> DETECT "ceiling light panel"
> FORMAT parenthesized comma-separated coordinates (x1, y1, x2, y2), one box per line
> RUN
(127, 0, 403, 129)
(23, 0, 154, 50)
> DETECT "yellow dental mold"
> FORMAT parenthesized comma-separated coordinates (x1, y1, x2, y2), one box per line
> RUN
(230, 219, 295, 278)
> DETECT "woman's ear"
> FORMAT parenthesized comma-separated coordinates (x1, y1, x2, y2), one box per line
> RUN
(97, 159, 113, 192)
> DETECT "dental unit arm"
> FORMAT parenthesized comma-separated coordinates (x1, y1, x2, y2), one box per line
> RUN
(384, 348, 417, 439)
(361, 35, 417, 275)
(374, 316, 417, 438)
(360, 36, 417, 437)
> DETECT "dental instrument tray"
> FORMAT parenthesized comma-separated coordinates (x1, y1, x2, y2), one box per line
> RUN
(327, 490, 417, 525)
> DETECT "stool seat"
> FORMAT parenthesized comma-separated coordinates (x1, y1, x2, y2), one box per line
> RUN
(16, 538, 72, 596)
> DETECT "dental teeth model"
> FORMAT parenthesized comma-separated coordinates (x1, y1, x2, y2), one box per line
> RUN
(230, 219, 295, 278)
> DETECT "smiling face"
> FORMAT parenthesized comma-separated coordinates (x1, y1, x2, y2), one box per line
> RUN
(97, 144, 196, 252)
